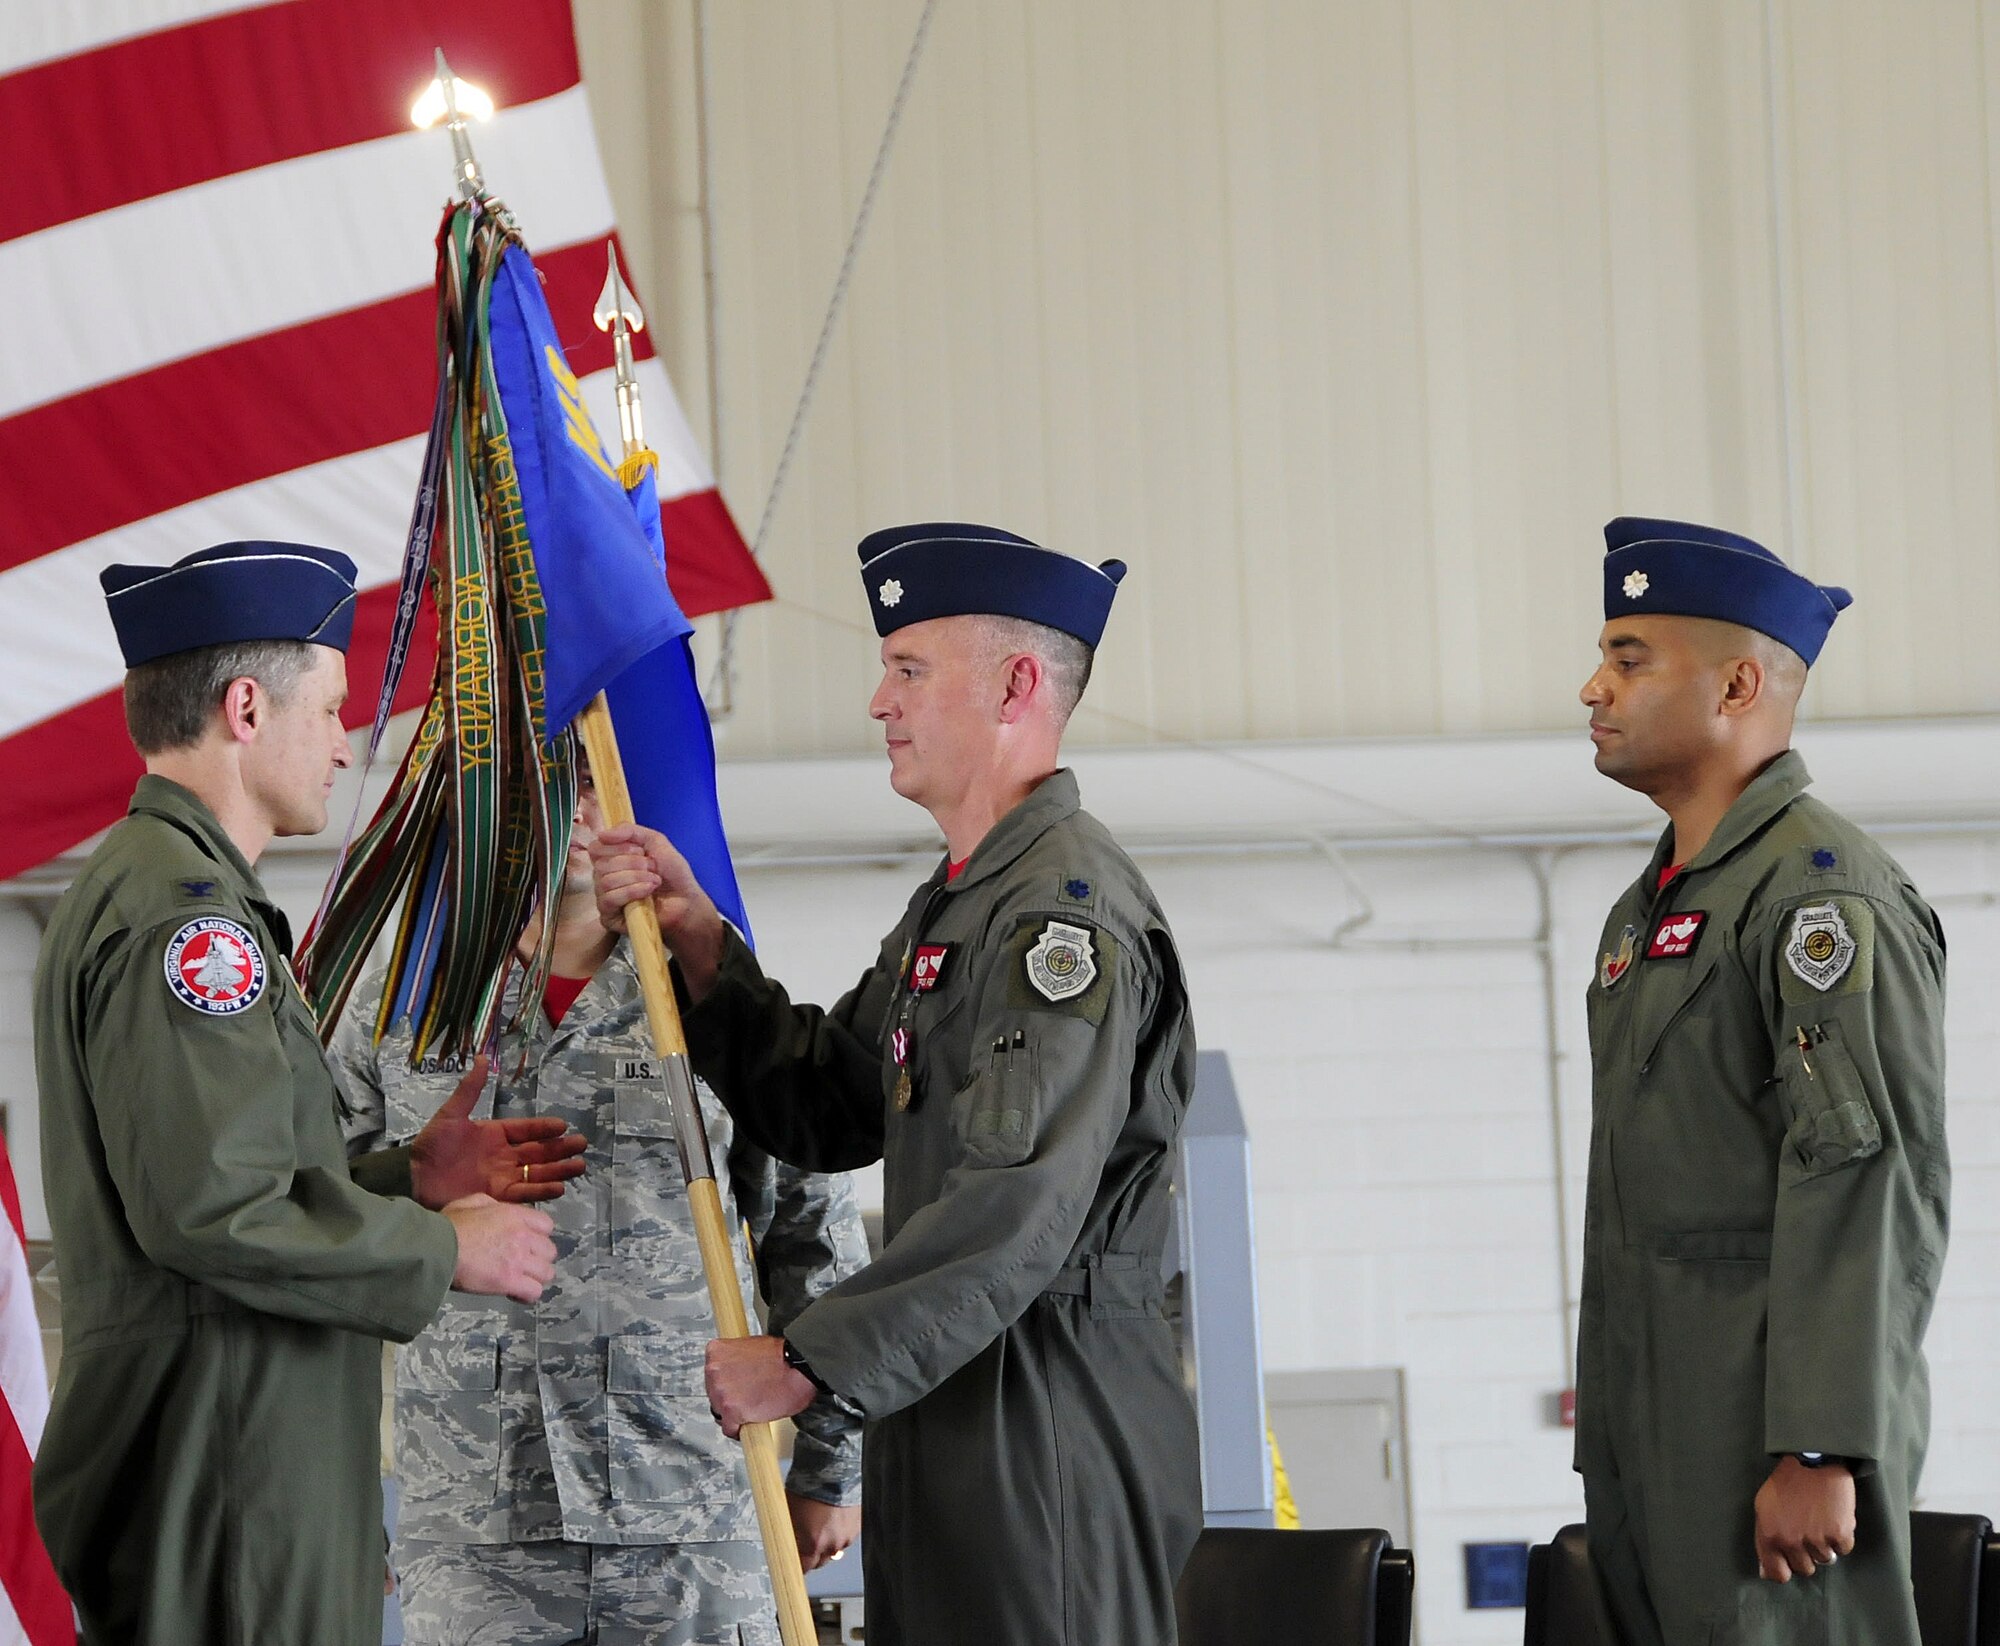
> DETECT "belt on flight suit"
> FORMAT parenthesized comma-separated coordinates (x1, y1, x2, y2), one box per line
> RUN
(1039, 1252, 1164, 1313)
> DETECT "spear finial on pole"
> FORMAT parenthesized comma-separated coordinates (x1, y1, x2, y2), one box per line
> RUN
(594, 246, 656, 484)
(412, 48, 495, 201)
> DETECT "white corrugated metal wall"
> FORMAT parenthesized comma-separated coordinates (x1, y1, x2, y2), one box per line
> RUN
(557, 9, 2000, 1636)
(576, 0, 2000, 757)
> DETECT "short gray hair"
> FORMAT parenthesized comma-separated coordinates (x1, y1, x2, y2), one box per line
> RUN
(123, 639, 317, 754)
(975, 616, 1095, 723)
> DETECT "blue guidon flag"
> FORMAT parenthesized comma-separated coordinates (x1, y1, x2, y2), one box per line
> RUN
(300, 201, 750, 1060)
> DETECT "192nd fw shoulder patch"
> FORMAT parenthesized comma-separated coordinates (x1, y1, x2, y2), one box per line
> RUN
(1780, 897, 1874, 1001)
(164, 916, 267, 1016)
(1006, 916, 1119, 1023)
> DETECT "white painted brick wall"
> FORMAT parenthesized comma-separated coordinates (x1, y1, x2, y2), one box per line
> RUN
(1, 820, 1993, 1645)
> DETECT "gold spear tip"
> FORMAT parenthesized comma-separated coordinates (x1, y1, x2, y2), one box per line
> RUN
(594, 243, 646, 334)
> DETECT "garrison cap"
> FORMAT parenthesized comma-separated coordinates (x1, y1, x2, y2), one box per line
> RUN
(100, 541, 360, 668)
(858, 522, 1126, 647)
(1602, 516, 1851, 666)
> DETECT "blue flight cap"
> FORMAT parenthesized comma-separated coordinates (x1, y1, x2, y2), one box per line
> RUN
(858, 523, 1127, 647)
(100, 541, 360, 668)
(1602, 517, 1851, 665)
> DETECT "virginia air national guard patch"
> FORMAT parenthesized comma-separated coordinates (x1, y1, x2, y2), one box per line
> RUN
(164, 916, 267, 1015)
(1782, 899, 1870, 997)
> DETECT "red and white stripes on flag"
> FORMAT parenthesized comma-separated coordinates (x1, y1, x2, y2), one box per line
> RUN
(0, 1140, 70, 1646)
(0, 0, 770, 883)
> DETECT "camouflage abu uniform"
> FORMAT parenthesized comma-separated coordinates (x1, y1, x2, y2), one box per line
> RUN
(332, 941, 867, 1644)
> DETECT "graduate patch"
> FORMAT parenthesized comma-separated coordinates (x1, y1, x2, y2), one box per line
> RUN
(1647, 910, 1708, 960)
(1784, 902, 1860, 993)
(1599, 925, 1637, 989)
(163, 917, 266, 1015)
(1005, 916, 1118, 1022)
(909, 944, 953, 992)
(1024, 920, 1097, 1003)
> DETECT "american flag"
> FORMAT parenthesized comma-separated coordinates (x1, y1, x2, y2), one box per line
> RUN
(0, 0, 769, 885)
(0, 1133, 63, 1646)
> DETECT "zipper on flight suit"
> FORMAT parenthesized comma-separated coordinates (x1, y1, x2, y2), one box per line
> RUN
(1631, 869, 1726, 1078)
(885, 882, 954, 1110)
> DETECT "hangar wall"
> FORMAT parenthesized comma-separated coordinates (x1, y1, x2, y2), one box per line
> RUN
(4, 5, 1999, 1644)
(730, 804, 2000, 1646)
(575, 0, 2000, 759)
(3, 724, 1995, 1644)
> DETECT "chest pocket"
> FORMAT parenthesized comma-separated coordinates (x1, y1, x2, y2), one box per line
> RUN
(1775, 1019, 1882, 1178)
(606, 1055, 733, 1263)
(269, 990, 351, 1145)
(1629, 947, 1727, 1078)
(881, 975, 975, 1114)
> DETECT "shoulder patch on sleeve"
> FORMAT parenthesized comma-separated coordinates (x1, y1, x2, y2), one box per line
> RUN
(1006, 916, 1119, 1023)
(163, 916, 268, 1016)
(1780, 897, 1874, 1001)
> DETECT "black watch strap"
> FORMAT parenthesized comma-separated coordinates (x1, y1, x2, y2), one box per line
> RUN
(781, 1337, 835, 1398)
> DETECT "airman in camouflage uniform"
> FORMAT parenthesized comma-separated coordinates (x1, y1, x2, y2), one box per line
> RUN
(334, 938, 868, 1645)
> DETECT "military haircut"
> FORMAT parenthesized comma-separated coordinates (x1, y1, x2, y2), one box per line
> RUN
(1693, 618, 1808, 708)
(976, 615, 1095, 723)
(123, 638, 317, 754)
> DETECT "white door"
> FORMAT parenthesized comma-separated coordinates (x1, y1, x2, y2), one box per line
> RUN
(1265, 1367, 1412, 1546)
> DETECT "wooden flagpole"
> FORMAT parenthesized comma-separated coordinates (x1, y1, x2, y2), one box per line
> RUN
(582, 249, 817, 1646)
(573, 703, 816, 1646)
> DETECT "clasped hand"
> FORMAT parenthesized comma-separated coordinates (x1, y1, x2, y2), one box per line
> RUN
(1754, 1456, 1856, 1582)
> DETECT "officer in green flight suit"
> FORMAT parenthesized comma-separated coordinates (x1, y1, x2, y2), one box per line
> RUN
(1575, 517, 1949, 1646)
(32, 542, 582, 1645)
(591, 524, 1204, 1646)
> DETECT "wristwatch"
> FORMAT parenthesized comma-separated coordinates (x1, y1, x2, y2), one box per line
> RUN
(1794, 1452, 1839, 1469)
(781, 1337, 835, 1398)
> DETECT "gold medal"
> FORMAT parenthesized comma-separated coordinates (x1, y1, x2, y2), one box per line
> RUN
(894, 1067, 913, 1111)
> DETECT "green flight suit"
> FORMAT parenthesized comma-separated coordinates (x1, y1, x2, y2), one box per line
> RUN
(679, 769, 1204, 1646)
(32, 776, 458, 1645)
(1577, 751, 1949, 1646)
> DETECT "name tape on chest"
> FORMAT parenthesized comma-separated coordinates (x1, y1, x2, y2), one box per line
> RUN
(908, 943, 954, 992)
(164, 916, 268, 1015)
(1024, 920, 1098, 1003)
(1646, 910, 1708, 960)
(1784, 902, 1857, 991)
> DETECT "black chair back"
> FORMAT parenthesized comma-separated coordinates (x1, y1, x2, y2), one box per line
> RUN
(1911, 1511, 1995, 1646)
(1175, 1526, 1413, 1646)
(1525, 1511, 2000, 1646)
(1983, 1528, 2000, 1646)
(1521, 1524, 1614, 1646)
